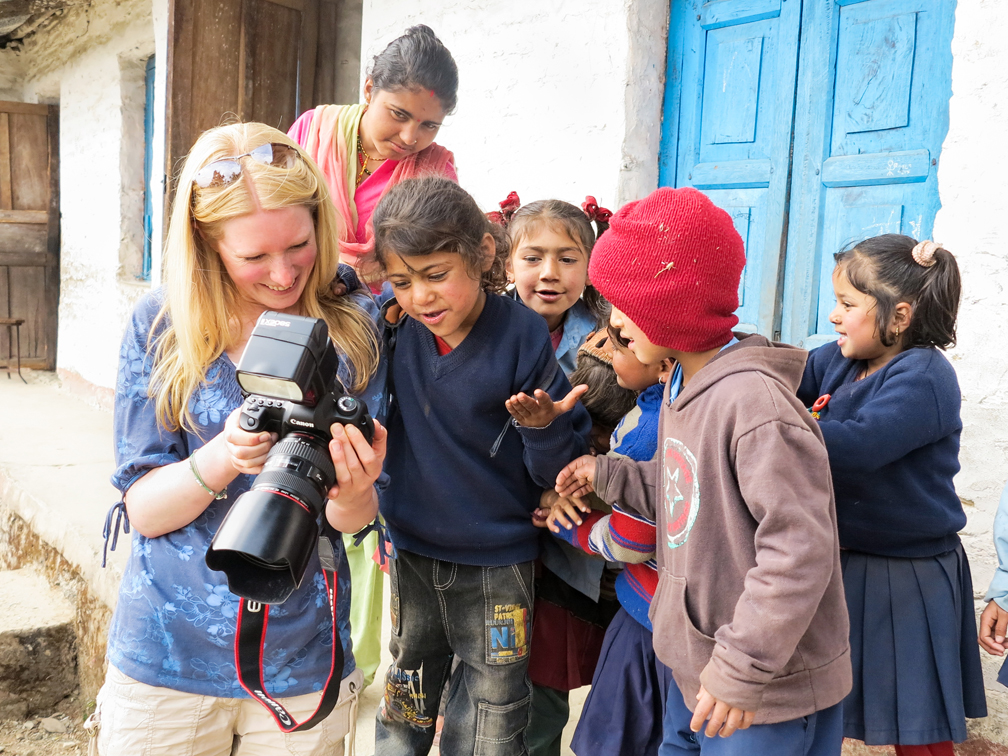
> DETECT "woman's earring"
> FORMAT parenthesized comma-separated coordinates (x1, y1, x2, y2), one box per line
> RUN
(895, 326, 900, 338)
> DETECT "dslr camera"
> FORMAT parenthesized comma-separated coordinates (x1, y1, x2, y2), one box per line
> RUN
(206, 311, 374, 605)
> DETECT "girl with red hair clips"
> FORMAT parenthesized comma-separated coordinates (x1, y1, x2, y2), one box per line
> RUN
(494, 194, 614, 756)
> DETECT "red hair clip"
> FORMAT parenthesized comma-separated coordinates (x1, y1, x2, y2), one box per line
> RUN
(488, 191, 521, 227)
(582, 196, 612, 224)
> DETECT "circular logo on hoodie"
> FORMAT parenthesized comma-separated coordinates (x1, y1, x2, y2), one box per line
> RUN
(663, 437, 700, 549)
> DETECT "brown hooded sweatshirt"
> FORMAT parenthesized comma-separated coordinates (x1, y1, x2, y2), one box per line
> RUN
(595, 334, 851, 723)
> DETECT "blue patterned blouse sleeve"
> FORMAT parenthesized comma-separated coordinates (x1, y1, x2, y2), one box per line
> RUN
(111, 292, 187, 494)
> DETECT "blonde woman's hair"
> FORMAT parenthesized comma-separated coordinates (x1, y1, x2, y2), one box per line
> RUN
(151, 122, 379, 434)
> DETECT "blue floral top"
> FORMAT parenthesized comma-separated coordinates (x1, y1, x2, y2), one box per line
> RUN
(108, 280, 382, 698)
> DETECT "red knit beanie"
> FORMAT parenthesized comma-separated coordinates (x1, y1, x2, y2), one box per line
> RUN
(588, 187, 745, 352)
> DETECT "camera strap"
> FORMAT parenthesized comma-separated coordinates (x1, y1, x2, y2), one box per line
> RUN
(234, 524, 345, 732)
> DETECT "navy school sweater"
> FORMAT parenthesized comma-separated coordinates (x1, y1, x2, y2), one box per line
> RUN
(798, 341, 965, 558)
(381, 293, 592, 566)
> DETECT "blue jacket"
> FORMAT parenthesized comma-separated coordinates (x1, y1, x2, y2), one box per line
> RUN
(798, 341, 965, 557)
(381, 293, 592, 566)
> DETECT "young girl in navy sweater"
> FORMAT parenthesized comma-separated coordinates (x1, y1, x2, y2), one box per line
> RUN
(495, 194, 614, 756)
(369, 175, 592, 756)
(798, 234, 987, 756)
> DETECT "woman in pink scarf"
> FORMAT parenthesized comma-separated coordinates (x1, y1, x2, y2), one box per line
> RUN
(289, 25, 458, 285)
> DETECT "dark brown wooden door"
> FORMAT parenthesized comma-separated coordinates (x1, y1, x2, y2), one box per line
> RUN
(164, 0, 360, 211)
(0, 101, 58, 370)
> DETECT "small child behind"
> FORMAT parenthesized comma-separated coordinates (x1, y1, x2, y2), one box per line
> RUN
(557, 187, 851, 755)
(505, 195, 611, 374)
(540, 324, 674, 756)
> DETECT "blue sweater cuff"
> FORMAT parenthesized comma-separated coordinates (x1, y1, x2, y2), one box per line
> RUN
(517, 417, 572, 450)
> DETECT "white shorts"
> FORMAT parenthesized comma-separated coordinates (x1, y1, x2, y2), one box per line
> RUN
(88, 664, 363, 756)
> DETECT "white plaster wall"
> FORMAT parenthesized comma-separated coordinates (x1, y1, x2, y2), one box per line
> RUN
(360, 0, 667, 213)
(44, 8, 157, 389)
(933, 0, 1008, 739)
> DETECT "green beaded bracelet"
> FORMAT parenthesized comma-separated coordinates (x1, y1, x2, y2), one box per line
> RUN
(190, 452, 227, 500)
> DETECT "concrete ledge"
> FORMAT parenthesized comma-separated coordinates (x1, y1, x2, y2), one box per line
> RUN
(0, 371, 127, 706)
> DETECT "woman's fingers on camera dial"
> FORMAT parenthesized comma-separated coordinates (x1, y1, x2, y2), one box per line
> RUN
(326, 420, 388, 500)
(223, 407, 277, 474)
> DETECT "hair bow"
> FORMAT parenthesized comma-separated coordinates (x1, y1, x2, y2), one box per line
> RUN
(488, 191, 521, 227)
(582, 196, 612, 224)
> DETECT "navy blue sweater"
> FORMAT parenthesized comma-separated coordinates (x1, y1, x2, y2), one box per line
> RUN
(381, 293, 592, 566)
(798, 341, 965, 558)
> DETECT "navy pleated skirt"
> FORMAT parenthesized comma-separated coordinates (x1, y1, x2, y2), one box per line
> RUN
(571, 607, 673, 756)
(842, 544, 987, 745)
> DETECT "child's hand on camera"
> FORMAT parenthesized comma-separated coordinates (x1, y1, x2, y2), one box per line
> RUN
(506, 385, 588, 429)
(555, 454, 597, 498)
(979, 599, 1008, 655)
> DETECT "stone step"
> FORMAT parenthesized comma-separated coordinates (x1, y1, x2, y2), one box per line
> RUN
(0, 569, 77, 720)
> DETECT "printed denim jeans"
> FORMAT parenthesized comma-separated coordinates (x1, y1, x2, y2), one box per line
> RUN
(374, 549, 535, 756)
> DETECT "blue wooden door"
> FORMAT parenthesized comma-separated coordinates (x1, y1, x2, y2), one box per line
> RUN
(660, 0, 803, 335)
(781, 0, 956, 346)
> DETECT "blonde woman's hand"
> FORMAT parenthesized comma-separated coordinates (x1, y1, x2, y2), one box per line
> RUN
(223, 407, 278, 475)
(325, 420, 387, 533)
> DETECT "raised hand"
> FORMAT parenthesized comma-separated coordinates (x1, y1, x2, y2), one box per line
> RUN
(506, 385, 588, 429)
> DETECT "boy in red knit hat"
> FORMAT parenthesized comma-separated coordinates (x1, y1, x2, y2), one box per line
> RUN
(556, 187, 851, 755)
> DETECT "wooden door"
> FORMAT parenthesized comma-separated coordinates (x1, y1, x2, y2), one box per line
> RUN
(0, 101, 58, 370)
(660, 0, 803, 336)
(164, 0, 359, 211)
(781, 0, 955, 346)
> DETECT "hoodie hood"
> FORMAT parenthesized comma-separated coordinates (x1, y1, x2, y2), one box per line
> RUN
(673, 333, 808, 410)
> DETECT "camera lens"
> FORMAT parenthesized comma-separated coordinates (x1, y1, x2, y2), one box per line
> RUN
(206, 431, 336, 604)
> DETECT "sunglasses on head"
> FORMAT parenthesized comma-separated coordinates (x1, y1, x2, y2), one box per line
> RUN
(192, 142, 300, 189)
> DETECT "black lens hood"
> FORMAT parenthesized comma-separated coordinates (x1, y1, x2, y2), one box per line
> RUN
(206, 488, 320, 604)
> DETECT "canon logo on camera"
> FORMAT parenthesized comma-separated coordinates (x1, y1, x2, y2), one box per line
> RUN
(288, 418, 313, 428)
(259, 318, 291, 328)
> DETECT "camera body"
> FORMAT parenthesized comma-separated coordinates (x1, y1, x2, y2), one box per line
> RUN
(206, 311, 374, 605)
(239, 392, 373, 446)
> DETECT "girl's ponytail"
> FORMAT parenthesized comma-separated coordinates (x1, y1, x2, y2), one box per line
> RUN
(907, 243, 961, 350)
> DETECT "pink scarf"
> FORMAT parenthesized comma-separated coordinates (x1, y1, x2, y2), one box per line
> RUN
(297, 104, 456, 281)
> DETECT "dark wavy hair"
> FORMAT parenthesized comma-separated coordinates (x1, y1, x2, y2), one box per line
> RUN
(368, 25, 459, 114)
(570, 353, 637, 431)
(508, 199, 610, 326)
(371, 175, 509, 292)
(834, 233, 961, 350)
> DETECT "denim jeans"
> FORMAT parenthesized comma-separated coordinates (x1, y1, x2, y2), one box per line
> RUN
(659, 683, 843, 756)
(374, 549, 535, 756)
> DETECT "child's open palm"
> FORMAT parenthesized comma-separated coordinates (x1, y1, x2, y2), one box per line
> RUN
(555, 454, 597, 498)
(506, 385, 588, 428)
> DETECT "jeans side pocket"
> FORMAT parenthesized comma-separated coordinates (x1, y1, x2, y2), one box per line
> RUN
(474, 694, 531, 756)
(389, 556, 401, 637)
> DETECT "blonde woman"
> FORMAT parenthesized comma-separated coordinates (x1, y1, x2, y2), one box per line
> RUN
(92, 123, 384, 755)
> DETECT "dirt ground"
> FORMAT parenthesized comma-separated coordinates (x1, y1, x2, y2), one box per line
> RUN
(0, 694, 88, 756)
